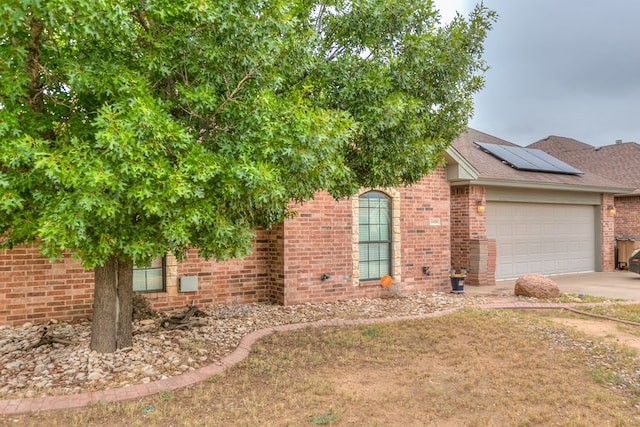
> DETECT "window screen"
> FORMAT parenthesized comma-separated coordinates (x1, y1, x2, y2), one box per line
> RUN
(359, 192, 391, 280)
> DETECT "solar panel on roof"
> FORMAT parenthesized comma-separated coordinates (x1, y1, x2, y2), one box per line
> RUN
(474, 142, 583, 175)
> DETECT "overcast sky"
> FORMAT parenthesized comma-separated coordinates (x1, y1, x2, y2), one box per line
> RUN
(434, 0, 640, 147)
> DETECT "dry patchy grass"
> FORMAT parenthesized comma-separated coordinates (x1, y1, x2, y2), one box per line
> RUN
(575, 303, 640, 325)
(4, 308, 640, 427)
(551, 293, 616, 304)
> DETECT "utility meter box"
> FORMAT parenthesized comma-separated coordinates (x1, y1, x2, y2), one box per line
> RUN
(180, 275, 198, 292)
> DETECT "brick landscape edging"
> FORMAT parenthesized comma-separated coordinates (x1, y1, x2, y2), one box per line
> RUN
(0, 301, 632, 416)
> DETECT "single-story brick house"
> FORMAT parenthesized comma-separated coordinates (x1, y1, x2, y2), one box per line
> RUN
(0, 128, 633, 325)
(528, 136, 640, 267)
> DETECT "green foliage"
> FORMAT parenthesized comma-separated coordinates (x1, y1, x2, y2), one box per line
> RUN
(361, 324, 382, 337)
(158, 390, 174, 402)
(305, 407, 342, 425)
(552, 293, 615, 303)
(0, 0, 496, 267)
(575, 303, 640, 322)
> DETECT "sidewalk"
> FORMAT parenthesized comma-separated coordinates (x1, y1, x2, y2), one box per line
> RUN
(464, 270, 640, 300)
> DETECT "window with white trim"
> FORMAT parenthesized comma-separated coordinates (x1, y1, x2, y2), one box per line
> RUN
(358, 191, 392, 280)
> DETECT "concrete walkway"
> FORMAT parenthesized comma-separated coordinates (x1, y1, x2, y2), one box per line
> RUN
(2, 271, 639, 416)
(465, 270, 640, 300)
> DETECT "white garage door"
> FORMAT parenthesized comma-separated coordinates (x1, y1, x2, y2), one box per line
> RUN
(487, 202, 596, 280)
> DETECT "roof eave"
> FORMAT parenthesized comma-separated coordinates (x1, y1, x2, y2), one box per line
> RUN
(614, 188, 640, 197)
(444, 146, 479, 181)
(449, 178, 635, 194)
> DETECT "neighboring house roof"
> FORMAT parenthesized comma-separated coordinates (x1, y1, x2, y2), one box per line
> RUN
(528, 135, 640, 191)
(527, 135, 593, 154)
(445, 128, 633, 194)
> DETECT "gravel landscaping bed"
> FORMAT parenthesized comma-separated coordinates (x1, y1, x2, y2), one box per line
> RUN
(0, 292, 490, 399)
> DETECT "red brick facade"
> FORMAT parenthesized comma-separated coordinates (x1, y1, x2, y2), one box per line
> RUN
(449, 185, 497, 286)
(271, 168, 453, 304)
(1, 170, 454, 326)
(0, 164, 624, 326)
(0, 249, 94, 324)
(613, 195, 640, 268)
(601, 193, 617, 271)
(0, 236, 277, 326)
(615, 196, 640, 238)
(450, 185, 491, 281)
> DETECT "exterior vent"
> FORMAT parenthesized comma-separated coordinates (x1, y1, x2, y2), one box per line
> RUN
(179, 276, 198, 292)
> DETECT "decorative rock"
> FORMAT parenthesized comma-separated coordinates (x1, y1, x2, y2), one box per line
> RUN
(514, 273, 560, 299)
(33, 364, 47, 375)
(87, 371, 105, 381)
(141, 364, 156, 377)
(163, 351, 178, 360)
(0, 292, 491, 400)
(5, 361, 22, 370)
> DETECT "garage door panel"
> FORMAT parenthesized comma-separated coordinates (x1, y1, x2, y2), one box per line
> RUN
(514, 261, 531, 276)
(487, 202, 596, 280)
(527, 260, 544, 273)
(528, 244, 544, 258)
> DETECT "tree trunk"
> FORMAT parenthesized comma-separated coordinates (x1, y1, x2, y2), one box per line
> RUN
(116, 258, 133, 349)
(90, 255, 134, 353)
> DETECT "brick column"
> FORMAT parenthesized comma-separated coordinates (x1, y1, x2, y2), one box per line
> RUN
(466, 238, 496, 286)
(601, 194, 616, 271)
(450, 185, 487, 275)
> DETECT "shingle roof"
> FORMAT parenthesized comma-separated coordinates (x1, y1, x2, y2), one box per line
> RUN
(526, 135, 593, 154)
(450, 129, 633, 192)
(528, 136, 640, 189)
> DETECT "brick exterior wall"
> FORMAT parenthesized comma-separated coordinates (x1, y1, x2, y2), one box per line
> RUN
(0, 170, 453, 326)
(266, 222, 285, 303)
(450, 185, 495, 286)
(141, 229, 275, 311)
(278, 192, 355, 304)
(0, 233, 276, 325)
(280, 169, 452, 304)
(1, 166, 620, 326)
(614, 195, 640, 239)
(601, 194, 617, 271)
(467, 238, 496, 287)
(0, 248, 94, 324)
(397, 168, 451, 291)
(612, 195, 640, 268)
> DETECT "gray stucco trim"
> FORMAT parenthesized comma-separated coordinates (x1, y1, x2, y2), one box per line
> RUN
(444, 147, 479, 181)
(450, 178, 632, 196)
(485, 187, 602, 205)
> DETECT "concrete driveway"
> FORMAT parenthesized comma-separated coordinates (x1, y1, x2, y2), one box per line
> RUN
(465, 271, 640, 301)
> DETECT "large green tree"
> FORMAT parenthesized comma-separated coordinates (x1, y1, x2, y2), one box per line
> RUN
(1, 0, 495, 352)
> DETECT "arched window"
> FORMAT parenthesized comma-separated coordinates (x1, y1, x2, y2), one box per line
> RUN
(359, 191, 392, 280)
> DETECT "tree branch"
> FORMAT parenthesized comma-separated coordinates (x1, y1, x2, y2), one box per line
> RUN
(26, 16, 45, 113)
(130, 0, 151, 33)
(210, 65, 260, 121)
